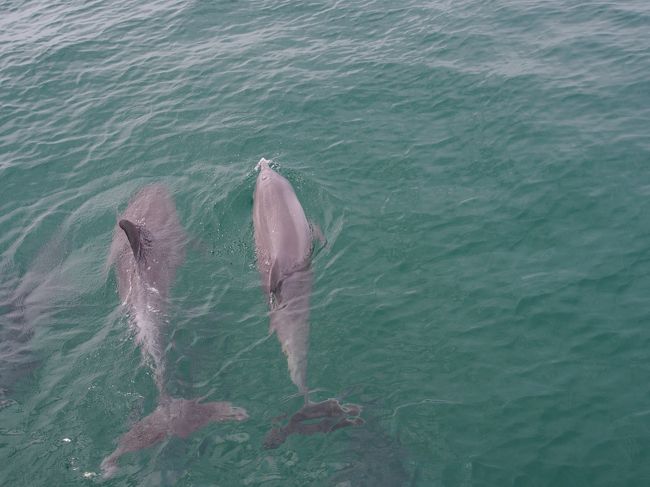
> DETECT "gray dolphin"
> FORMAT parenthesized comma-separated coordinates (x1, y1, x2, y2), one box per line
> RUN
(252, 159, 362, 448)
(102, 184, 247, 476)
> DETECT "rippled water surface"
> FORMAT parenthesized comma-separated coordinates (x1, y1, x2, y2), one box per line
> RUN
(2, 0, 650, 485)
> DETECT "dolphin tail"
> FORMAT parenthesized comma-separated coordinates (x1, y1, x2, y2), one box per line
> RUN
(101, 397, 247, 478)
(263, 398, 363, 449)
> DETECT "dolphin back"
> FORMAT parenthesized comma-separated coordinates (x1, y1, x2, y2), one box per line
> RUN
(108, 184, 186, 293)
(253, 161, 313, 297)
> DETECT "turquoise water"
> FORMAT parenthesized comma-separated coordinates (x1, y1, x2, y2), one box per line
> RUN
(1, 0, 650, 485)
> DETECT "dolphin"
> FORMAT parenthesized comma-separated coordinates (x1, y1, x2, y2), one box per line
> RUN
(102, 184, 247, 476)
(252, 159, 362, 448)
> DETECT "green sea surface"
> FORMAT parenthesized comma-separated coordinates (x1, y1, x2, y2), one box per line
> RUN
(1, 0, 650, 485)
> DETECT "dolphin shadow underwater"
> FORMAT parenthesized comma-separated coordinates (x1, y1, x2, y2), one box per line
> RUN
(101, 184, 247, 477)
(252, 159, 363, 448)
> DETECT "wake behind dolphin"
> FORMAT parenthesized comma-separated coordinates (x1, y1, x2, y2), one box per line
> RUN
(102, 184, 247, 476)
(252, 159, 362, 448)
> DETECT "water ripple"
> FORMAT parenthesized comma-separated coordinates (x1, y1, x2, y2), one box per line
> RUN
(2, 0, 650, 484)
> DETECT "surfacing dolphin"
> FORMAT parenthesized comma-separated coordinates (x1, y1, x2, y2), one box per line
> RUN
(252, 159, 362, 448)
(102, 184, 247, 476)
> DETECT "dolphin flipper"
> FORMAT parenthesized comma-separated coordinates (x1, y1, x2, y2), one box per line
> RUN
(101, 398, 247, 478)
(309, 222, 326, 249)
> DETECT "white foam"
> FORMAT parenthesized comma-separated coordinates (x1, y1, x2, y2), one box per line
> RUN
(255, 157, 271, 171)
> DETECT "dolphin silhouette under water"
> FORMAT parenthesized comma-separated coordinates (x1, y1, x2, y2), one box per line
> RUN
(252, 159, 362, 448)
(102, 184, 247, 476)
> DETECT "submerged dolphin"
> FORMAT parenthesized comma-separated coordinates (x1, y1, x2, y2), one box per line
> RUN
(252, 159, 361, 448)
(102, 184, 247, 476)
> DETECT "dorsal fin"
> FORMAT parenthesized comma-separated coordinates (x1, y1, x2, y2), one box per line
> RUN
(119, 219, 144, 261)
(268, 260, 283, 305)
(268, 259, 312, 306)
(268, 260, 282, 295)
